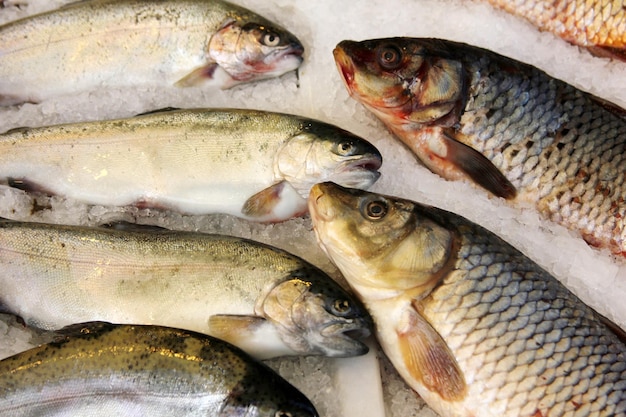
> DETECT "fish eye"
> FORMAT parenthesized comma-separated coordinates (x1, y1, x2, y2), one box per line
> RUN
(332, 299, 353, 315)
(337, 141, 355, 156)
(377, 45, 402, 70)
(364, 199, 388, 220)
(275, 412, 293, 417)
(263, 31, 281, 47)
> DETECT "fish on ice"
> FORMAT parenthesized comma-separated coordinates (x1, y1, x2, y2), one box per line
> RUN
(0, 219, 372, 360)
(334, 37, 626, 256)
(0, 108, 382, 222)
(309, 181, 626, 417)
(0, 322, 319, 416)
(0, 0, 304, 106)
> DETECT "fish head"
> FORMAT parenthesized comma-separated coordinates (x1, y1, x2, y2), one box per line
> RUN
(308, 182, 454, 294)
(260, 267, 372, 357)
(333, 38, 466, 130)
(208, 18, 304, 85)
(275, 123, 382, 198)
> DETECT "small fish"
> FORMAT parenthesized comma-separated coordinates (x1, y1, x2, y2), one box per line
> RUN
(0, 108, 382, 222)
(0, 220, 372, 360)
(479, 0, 626, 61)
(334, 37, 626, 255)
(0, 0, 304, 106)
(0, 322, 319, 416)
(308, 181, 626, 417)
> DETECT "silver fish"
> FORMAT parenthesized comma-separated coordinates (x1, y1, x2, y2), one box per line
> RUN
(0, 0, 304, 106)
(0, 220, 372, 359)
(0, 322, 319, 416)
(309, 181, 626, 417)
(0, 108, 382, 222)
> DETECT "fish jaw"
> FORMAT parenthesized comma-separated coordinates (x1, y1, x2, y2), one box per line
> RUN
(207, 19, 304, 87)
(259, 269, 373, 358)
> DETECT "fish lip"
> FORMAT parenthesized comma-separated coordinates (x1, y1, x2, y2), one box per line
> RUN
(319, 321, 371, 356)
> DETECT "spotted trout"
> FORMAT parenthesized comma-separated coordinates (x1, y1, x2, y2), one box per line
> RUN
(334, 38, 626, 256)
(479, 0, 626, 61)
(0, 0, 304, 106)
(309, 182, 626, 417)
(0, 219, 372, 360)
(0, 108, 382, 222)
(0, 322, 319, 416)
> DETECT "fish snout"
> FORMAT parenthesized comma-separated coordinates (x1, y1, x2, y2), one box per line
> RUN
(333, 45, 357, 92)
(308, 183, 337, 222)
(318, 319, 371, 357)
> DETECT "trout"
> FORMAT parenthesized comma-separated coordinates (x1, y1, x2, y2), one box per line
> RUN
(0, 322, 319, 416)
(0, 108, 382, 222)
(0, 0, 304, 106)
(0, 220, 372, 360)
(334, 37, 626, 255)
(309, 181, 626, 417)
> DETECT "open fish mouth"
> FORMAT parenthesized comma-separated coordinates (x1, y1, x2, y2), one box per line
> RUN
(333, 46, 357, 93)
(333, 155, 383, 188)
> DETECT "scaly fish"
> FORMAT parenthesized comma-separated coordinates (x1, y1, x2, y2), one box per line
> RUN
(0, 0, 304, 106)
(0, 322, 319, 416)
(0, 108, 382, 222)
(334, 38, 626, 255)
(0, 219, 372, 360)
(309, 182, 626, 417)
(479, 0, 626, 61)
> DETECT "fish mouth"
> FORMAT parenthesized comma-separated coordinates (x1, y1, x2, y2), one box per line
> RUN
(333, 46, 356, 93)
(308, 183, 336, 223)
(332, 155, 383, 189)
(318, 321, 371, 357)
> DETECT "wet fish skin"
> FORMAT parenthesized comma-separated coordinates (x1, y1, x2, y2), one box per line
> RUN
(334, 38, 626, 256)
(0, 322, 319, 416)
(308, 182, 626, 417)
(0, 108, 382, 222)
(480, 0, 626, 61)
(0, 220, 372, 360)
(0, 0, 304, 106)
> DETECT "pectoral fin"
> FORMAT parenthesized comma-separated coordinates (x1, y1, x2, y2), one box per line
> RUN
(242, 182, 286, 218)
(175, 62, 220, 87)
(441, 129, 516, 199)
(396, 302, 466, 401)
(208, 315, 295, 359)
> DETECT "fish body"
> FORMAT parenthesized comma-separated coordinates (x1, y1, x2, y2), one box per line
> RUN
(0, 108, 381, 222)
(334, 38, 626, 255)
(0, 322, 319, 416)
(480, 0, 626, 61)
(0, 219, 371, 359)
(308, 182, 626, 417)
(0, 0, 304, 106)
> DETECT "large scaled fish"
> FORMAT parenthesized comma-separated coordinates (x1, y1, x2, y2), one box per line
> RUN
(334, 38, 626, 256)
(309, 182, 626, 417)
(0, 219, 372, 360)
(0, 322, 319, 416)
(479, 0, 626, 61)
(0, 0, 304, 106)
(0, 108, 382, 222)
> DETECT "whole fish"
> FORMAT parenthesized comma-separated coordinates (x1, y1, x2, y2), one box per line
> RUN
(334, 38, 626, 255)
(308, 181, 626, 417)
(0, 219, 372, 360)
(479, 0, 626, 61)
(0, 108, 382, 222)
(0, 322, 319, 416)
(0, 0, 304, 106)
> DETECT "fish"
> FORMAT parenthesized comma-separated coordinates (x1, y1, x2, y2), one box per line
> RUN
(0, 0, 304, 106)
(479, 0, 626, 61)
(0, 219, 372, 360)
(308, 181, 626, 417)
(333, 37, 626, 256)
(0, 321, 319, 416)
(0, 108, 382, 222)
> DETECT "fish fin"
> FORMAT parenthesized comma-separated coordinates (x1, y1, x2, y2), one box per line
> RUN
(441, 130, 516, 199)
(396, 302, 466, 401)
(241, 182, 286, 219)
(175, 63, 220, 87)
(0, 94, 38, 107)
(586, 45, 626, 63)
(98, 221, 168, 233)
(135, 107, 181, 117)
